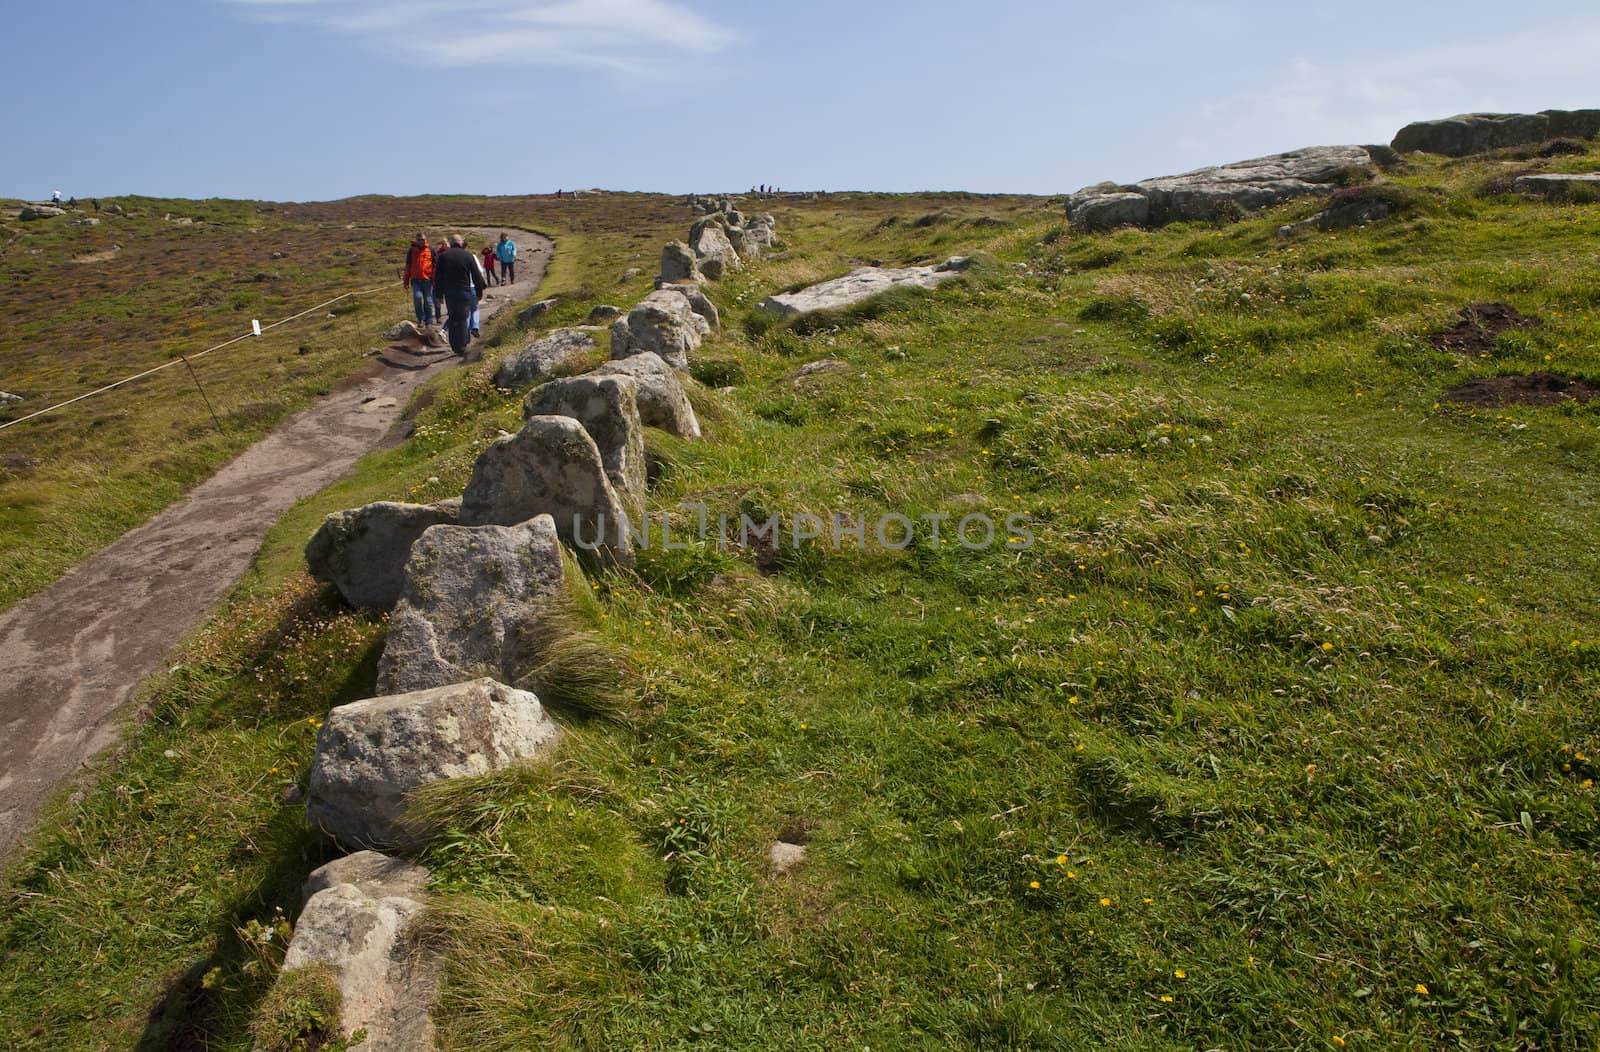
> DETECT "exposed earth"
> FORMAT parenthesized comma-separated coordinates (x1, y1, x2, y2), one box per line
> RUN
(0, 230, 551, 859)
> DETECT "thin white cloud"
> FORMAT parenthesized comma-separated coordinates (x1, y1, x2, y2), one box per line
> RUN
(1167, 15, 1600, 173)
(224, 0, 736, 76)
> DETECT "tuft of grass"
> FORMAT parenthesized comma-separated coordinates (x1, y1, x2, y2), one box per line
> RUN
(251, 965, 347, 1052)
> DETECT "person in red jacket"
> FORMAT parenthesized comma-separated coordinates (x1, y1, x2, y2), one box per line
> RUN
(401, 233, 436, 327)
(481, 244, 498, 287)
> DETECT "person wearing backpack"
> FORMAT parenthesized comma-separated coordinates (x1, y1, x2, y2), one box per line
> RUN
(433, 235, 487, 356)
(495, 232, 517, 285)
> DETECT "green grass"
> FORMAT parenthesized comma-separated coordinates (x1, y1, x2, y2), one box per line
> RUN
(5, 155, 1600, 1049)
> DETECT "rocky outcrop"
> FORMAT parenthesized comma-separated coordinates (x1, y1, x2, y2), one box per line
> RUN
(523, 375, 647, 510)
(493, 328, 595, 389)
(593, 352, 702, 439)
(0, 392, 21, 408)
(307, 678, 562, 849)
(305, 500, 461, 610)
(375, 518, 566, 695)
(459, 416, 634, 562)
(759, 257, 972, 319)
(1066, 146, 1378, 230)
(19, 206, 65, 221)
(1513, 172, 1600, 199)
(659, 241, 700, 283)
(280, 852, 436, 1051)
(1392, 110, 1600, 157)
(610, 289, 711, 370)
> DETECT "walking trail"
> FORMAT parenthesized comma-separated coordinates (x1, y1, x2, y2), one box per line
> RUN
(0, 229, 553, 860)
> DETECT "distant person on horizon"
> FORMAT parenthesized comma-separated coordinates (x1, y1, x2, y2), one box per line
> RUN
(51, 189, 61, 207)
(495, 232, 517, 285)
(433, 235, 486, 356)
(402, 233, 436, 328)
(481, 243, 498, 287)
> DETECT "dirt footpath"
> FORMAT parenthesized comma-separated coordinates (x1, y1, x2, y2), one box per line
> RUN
(0, 230, 552, 860)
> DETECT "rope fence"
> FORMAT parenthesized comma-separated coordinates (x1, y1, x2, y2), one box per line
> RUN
(0, 282, 397, 434)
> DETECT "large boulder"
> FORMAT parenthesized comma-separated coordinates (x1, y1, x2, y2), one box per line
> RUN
(523, 375, 647, 509)
(759, 257, 972, 319)
(689, 218, 741, 280)
(610, 289, 710, 370)
(305, 500, 461, 610)
(658, 240, 700, 283)
(1513, 172, 1600, 199)
(376, 517, 566, 695)
(1392, 110, 1600, 157)
(1065, 146, 1377, 229)
(280, 852, 436, 1051)
(493, 328, 595, 389)
(593, 352, 702, 439)
(307, 678, 562, 850)
(459, 416, 634, 562)
(19, 206, 65, 221)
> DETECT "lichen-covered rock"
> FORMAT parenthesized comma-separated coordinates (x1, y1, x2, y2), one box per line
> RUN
(1066, 146, 1378, 229)
(523, 375, 646, 510)
(307, 678, 562, 850)
(301, 851, 429, 905)
(1061, 189, 1149, 231)
(759, 257, 971, 319)
(655, 282, 721, 330)
(689, 218, 741, 281)
(305, 500, 460, 610)
(493, 328, 595, 389)
(280, 852, 436, 1051)
(374, 517, 568, 694)
(593, 352, 702, 439)
(610, 289, 710, 370)
(658, 240, 700, 283)
(459, 416, 634, 562)
(587, 304, 624, 324)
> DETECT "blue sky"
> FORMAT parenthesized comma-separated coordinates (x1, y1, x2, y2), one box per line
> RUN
(7, 1, 1597, 202)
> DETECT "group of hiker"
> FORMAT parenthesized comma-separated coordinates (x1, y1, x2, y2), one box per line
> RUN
(401, 232, 518, 356)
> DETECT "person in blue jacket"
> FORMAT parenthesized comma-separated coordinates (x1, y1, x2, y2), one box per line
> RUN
(494, 232, 517, 286)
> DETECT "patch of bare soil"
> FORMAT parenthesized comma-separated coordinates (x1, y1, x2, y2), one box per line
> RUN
(1442, 371, 1599, 407)
(1428, 302, 1540, 355)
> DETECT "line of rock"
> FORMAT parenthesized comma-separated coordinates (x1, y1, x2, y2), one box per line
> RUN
(272, 210, 767, 1048)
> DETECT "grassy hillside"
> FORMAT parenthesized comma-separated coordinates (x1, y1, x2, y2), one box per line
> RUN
(3, 146, 1600, 1050)
(0, 192, 685, 610)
